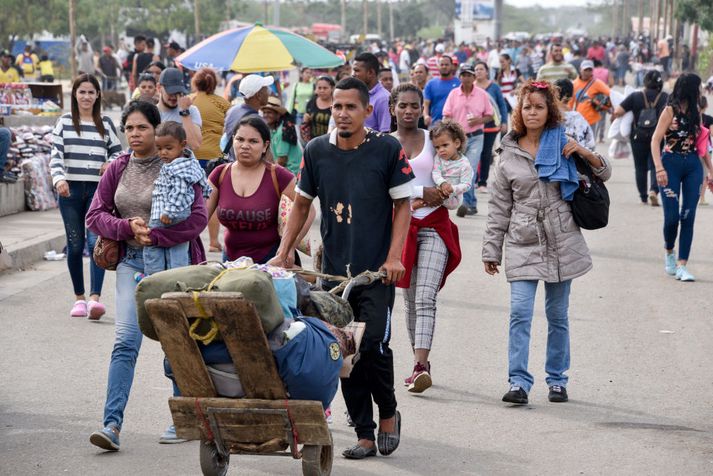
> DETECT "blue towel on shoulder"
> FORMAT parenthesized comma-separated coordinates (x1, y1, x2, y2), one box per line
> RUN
(534, 126, 579, 201)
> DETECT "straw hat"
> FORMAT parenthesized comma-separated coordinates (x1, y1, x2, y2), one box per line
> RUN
(261, 95, 287, 115)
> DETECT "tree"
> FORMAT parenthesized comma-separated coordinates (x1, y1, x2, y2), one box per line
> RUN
(677, 0, 713, 31)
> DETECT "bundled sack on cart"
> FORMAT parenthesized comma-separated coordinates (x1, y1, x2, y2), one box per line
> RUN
(294, 274, 354, 327)
(136, 265, 285, 342)
(273, 317, 343, 409)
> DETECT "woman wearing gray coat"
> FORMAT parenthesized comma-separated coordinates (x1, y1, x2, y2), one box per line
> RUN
(482, 80, 611, 405)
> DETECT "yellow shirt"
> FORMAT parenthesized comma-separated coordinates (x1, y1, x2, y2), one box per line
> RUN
(0, 67, 20, 83)
(190, 92, 231, 160)
(16, 53, 39, 76)
(39, 60, 54, 76)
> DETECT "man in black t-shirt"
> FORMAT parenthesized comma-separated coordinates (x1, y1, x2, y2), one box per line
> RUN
(271, 77, 414, 460)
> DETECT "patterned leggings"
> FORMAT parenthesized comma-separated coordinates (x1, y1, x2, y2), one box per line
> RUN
(403, 228, 449, 350)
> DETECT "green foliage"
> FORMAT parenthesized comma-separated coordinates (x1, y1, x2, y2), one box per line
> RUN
(677, 0, 713, 32)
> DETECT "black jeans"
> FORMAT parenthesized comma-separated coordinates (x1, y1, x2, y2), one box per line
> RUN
(477, 131, 499, 187)
(630, 140, 658, 202)
(340, 281, 397, 441)
(58, 181, 105, 296)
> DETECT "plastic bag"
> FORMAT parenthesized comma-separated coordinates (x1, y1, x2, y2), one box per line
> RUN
(608, 112, 634, 141)
(608, 139, 631, 159)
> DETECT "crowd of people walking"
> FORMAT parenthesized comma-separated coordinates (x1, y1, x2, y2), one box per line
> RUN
(35, 29, 713, 463)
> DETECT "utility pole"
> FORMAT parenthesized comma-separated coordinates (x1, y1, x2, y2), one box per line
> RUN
(195, 0, 201, 39)
(69, 0, 77, 79)
(377, 0, 382, 38)
(363, 0, 368, 37)
(389, 0, 394, 42)
(637, 0, 643, 35)
(274, 0, 280, 26)
(494, 0, 503, 40)
(341, 0, 347, 41)
(654, 0, 662, 40)
(650, 0, 661, 40)
(662, 0, 668, 38)
(264, 0, 269, 25)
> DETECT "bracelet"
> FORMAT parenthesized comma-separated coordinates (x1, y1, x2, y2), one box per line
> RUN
(655, 169, 665, 173)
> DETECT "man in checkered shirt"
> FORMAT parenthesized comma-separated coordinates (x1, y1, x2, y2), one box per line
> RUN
(143, 121, 211, 276)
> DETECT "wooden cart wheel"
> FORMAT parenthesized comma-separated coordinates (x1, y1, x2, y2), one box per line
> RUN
(301, 443, 333, 476)
(199, 439, 230, 476)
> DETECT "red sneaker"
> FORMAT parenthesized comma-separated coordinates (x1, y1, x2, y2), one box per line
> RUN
(405, 362, 431, 391)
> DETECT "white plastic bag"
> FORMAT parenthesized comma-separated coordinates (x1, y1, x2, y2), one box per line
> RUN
(608, 139, 631, 159)
(620, 110, 634, 137)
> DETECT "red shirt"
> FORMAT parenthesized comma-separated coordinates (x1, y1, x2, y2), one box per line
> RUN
(209, 164, 293, 261)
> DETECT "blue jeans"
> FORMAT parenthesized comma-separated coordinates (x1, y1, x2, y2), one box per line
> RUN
(0, 127, 11, 172)
(143, 216, 191, 276)
(462, 133, 484, 208)
(58, 181, 105, 296)
(103, 246, 145, 429)
(508, 280, 572, 392)
(659, 151, 703, 261)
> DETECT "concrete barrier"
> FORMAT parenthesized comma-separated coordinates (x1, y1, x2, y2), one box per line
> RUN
(0, 179, 26, 217)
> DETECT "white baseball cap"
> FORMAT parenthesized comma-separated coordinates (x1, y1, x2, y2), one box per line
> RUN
(239, 74, 275, 98)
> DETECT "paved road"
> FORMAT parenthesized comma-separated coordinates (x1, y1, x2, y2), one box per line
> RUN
(2, 148, 713, 475)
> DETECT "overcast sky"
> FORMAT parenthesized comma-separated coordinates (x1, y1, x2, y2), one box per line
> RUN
(505, 0, 599, 7)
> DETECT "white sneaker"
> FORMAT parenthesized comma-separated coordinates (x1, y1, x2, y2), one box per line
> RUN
(675, 265, 695, 282)
(665, 253, 676, 276)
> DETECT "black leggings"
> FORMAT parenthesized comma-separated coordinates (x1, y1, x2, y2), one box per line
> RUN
(477, 131, 499, 187)
(630, 140, 658, 202)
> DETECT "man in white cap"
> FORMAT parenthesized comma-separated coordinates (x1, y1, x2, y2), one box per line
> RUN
(222, 74, 273, 161)
(158, 67, 203, 150)
(569, 59, 611, 127)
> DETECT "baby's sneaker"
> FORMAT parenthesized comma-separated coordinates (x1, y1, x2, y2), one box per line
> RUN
(87, 300, 106, 320)
(70, 300, 87, 318)
(134, 272, 146, 283)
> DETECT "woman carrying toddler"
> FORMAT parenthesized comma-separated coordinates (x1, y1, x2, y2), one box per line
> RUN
(390, 83, 462, 395)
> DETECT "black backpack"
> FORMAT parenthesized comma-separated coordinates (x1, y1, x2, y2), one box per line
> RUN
(633, 91, 662, 142)
(571, 153, 610, 230)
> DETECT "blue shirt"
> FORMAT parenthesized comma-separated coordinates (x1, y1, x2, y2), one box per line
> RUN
(365, 82, 392, 133)
(424, 77, 461, 123)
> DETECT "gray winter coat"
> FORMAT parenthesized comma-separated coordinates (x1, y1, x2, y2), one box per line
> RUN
(482, 132, 612, 283)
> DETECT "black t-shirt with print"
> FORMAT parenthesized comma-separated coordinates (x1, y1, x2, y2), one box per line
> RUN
(305, 97, 332, 138)
(298, 129, 414, 279)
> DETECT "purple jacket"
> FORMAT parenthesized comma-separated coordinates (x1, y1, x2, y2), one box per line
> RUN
(86, 152, 207, 264)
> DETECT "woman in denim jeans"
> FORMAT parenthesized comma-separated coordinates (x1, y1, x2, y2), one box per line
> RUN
(86, 101, 208, 451)
(650, 73, 713, 282)
(482, 81, 611, 406)
(50, 74, 122, 319)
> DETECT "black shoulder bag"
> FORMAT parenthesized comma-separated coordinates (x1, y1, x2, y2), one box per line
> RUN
(571, 153, 610, 230)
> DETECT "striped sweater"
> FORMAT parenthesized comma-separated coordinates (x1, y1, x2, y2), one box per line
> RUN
(50, 114, 123, 185)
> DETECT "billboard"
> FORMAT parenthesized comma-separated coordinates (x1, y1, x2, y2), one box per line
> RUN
(456, 0, 495, 22)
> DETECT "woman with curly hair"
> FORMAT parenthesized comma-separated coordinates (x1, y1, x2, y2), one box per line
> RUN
(482, 80, 611, 405)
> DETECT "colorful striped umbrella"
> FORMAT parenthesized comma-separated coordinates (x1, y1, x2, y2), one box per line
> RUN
(176, 23, 344, 73)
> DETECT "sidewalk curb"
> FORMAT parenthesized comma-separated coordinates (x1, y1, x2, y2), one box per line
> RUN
(0, 232, 66, 272)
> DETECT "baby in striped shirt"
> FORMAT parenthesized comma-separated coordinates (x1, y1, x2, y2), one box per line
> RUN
(143, 121, 211, 276)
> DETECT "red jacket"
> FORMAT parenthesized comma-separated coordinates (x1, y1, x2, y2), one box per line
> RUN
(397, 206, 461, 289)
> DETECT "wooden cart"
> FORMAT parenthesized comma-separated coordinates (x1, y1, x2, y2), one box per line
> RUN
(145, 292, 333, 476)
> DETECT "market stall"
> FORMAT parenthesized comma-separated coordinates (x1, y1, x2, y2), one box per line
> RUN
(0, 82, 62, 212)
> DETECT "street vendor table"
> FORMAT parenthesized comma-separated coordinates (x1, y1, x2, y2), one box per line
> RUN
(0, 115, 60, 128)
(25, 82, 64, 109)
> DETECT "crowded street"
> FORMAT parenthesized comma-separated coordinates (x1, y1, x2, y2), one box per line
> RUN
(2, 144, 713, 473)
(2, 0, 713, 474)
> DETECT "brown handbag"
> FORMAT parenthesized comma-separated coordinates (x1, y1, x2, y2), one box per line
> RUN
(93, 236, 120, 271)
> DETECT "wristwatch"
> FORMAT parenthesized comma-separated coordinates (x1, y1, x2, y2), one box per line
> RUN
(178, 109, 190, 117)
